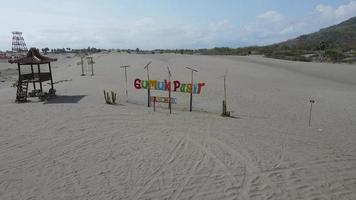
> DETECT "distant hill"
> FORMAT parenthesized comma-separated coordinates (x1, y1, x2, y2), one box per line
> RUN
(272, 16, 356, 51)
(225, 16, 356, 62)
(156, 17, 356, 62)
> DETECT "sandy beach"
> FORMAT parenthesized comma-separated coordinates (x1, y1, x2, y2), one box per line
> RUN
(1, 53, 356, 199)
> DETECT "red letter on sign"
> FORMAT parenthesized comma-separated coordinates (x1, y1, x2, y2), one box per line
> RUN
(134, 79, 141, 89)
(196, 83, 205, 94)
(173, 81, 180, 92)
(164, 80, 170, 91)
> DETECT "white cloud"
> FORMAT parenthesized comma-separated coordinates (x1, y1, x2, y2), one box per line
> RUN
(239, 1, 356, 46)
(22, 18, 242, 49)
(279, 22, 307, 35)
(237, 10, 291, 45)
(316, 5, 334, 18)
(1, 1, 356, 50)
(257, 11, 283, 23)
(133, 17, 156, 29)
(316, 1, 356, 22)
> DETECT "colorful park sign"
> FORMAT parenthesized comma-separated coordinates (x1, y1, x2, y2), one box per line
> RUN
(134, 79, 205, 94)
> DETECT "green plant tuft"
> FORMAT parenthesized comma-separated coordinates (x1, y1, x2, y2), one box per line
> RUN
(87, 60, 95, 65)
(104, 90, 109, 104)
(111, 91, 117, 104)
(222, 100, 231, 117)
(104, 90, 118, 104)
(11, 80, 18, 88)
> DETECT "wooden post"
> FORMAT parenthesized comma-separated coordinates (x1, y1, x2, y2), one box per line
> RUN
(309, 99, 315, 127)
(124, 66, 128, 100)
(120, 65, 131, 102)
(48, 63, 56, 96)
(167, 66, 172, 114)
(48, 62, 54, 92)
(16, 63, 21, 102)
(91, 57, 94, 76)
(186, 67, 198, 112)
(80, 57, 85, 76)
(190, 70, 193, 112)
(153, 97, 156, 112)
(30, 64, 36, 90)
(17, 63, 21, 77)
(144, 61, 152, 107)
(224, 74, 227, 106)
(222, 71, 228, 116)
(37, 64, 43, 92)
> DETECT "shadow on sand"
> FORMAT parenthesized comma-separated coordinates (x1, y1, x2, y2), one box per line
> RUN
(44, 95, 86, 104)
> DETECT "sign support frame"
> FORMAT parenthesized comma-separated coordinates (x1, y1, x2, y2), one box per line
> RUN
(186, 67, 198, 112)
(144, 61, 152, 107)
(120, 65, 131, 102)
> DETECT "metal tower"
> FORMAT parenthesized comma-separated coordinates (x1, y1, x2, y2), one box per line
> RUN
(12, 31, 28, 52)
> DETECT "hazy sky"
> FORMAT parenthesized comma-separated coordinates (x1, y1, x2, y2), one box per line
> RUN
(1, 0, 356, 50)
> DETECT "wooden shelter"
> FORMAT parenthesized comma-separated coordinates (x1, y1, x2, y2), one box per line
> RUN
(9, 48, 57, 102)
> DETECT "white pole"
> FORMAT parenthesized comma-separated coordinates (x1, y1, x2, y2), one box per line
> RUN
(309, 98, 315, 127)
(167, 66, 172, 114)
(120, 65, 131, 102)
(144, 61, 152, 107)
(91, 57, 94, 76)
(81, 56, 85, 76)
(185, 67, 198, 112)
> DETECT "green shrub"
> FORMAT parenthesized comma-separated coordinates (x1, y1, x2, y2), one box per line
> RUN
(104, 90, 118, 104)
(87, 60, 95, 65)
(11, 80, 18, 87)
(111, 91, 117, 104)
(325, 49, 345, 63)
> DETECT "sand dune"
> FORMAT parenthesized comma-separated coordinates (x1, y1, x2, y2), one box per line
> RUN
(0, 53, 355, 200)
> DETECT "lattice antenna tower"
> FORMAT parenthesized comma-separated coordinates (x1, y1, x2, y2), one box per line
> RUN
(12, 31, 28, 52)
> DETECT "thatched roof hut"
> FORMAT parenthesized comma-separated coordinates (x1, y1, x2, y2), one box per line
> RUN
(9, 48, 57, 64)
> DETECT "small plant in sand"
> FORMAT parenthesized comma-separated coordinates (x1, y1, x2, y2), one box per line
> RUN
(221, 71, 231, 117)
(87, 58, 95, 65)
(104, 90, 118, 104)
(222, 100, 231, 117)
(10, 80, 18, 88)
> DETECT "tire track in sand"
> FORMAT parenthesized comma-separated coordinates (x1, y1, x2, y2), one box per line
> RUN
(184, 135, 249, 200)
(208, 136, 281, 197)
(131, 134, 187, 200)
(207, 135, 337, 200)
(169, 150, 206, 200)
